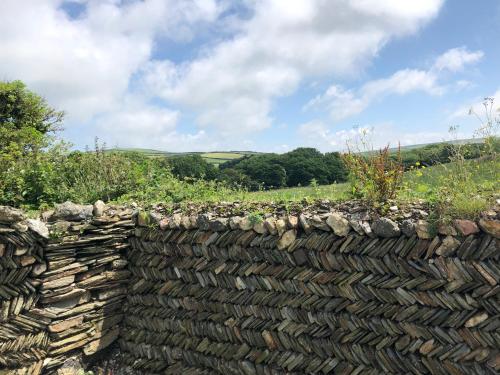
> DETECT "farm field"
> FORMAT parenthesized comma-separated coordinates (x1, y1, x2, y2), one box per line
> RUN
(237, 158, 499, 204)
(111, 148, 258, 166)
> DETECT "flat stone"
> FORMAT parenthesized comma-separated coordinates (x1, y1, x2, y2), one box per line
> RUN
(92, 200, 107, 217)
(253, 221, 267, 234)
(159, 218, 170, 230)
(360, 221, 375, 237)
(275, 219, 286, 236)
(372, 218, 400, 238)
(416, 220, 433, 239)
(229, 216, 242, 230)
(238, 217, 253, 231)
(83, 327, 120, 355)
(277, 230, 296, 250)
(299, 214, 312, 234)
(264, 217, 277, 235)
(286, 215, 298, 229)
(19, 255, 36, 266)
(436, 235, 461, 256)
(465, 312, 488, 328)
(437, 223, 457, 236)
(26, 219, 49, 238)
(49, 316, 84, 333)
(401, 220, 416, 237)
(11, 221, 28, 232)
(0, 205, 26, 223)
(326, 213, 350, 236)
(349, 220, 365, 235)
(52, 201, 93, 221)
(209, 218, 228, 231)
(478, 219, 500, 238)
(454, 219, 479, 236)
(168, 213, 182, 229)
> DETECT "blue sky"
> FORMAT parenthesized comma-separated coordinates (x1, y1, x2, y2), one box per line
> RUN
(1, 0, 499, 152)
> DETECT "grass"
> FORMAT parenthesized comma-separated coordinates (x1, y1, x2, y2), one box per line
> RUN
(230, 158, 499, 206)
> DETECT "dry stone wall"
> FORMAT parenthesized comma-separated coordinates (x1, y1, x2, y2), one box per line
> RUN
(0, 202, 134, 374)
(1, 200, 499, 375)
(121, 201, 499, 375)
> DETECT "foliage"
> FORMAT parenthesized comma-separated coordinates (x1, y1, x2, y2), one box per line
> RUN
(0, 80, 65, 205)
(168, 154, 218, 180)
(219, 147, 348, 190)
(343, 145, 405, 204)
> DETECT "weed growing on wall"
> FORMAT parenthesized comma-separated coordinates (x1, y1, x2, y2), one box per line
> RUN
(342, 128, 405, 206)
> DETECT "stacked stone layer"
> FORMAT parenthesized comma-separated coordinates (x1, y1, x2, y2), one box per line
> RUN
(0, 209, 48, 375)
(0, 203, 133, 374)
(121, 206, 499, 374)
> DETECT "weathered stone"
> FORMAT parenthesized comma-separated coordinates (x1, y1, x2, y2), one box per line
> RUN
(454, 219, 479, 236)
(49, 316, 84, 333)
(209, 218, 228, 232)
(400, 219, 416, 237)
(437, 223, 457, 236)
(326, 213, 350, 236)
(478, 219, 500, 238)
(349, 220, 365, 235)
(310, 215, 330, 231)
(83, 327, 120, 355)
(465, 313, 488, 328)
(197, 214, 212, 230)
(26, 219, 49, 238)
(238, 217, 253, 231)
(168, 213, 182, 229)
(31, 262, 47, 276)
(19, 255, 36, 266)
(52, 201, 93, 221)
(277, 229, 296, 250)
(12, 221, 28, 232)
(0, 243, 5, 257)
(360, 221, 375, 237)
(419, 339, 434, 355)
(159, 217, 170, 230)
(229, 216, 242, 230)
(253, 221, 267, 234)
(286, 215, 298, 229)
(181, 215, 192, 229)
(436, 235, 461, 256)
(264, 217, 277, 235)
(0, 205, 26, 223)
(275, 219, 286, 236)
(372, 218, 400, 237)
(93, 200, 107, 217)
(416, 220, 433, 239)
(299, 214, 312, 234)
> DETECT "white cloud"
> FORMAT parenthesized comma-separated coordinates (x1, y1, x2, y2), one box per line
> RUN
(297, 121, 458, 152)
(142, 0, 444, 134)
(0, 0, 223, 122)
(433, 47, 484, 72)
(306, 47, 483, 121)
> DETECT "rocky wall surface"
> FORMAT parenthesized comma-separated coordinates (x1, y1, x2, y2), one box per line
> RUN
(1, 200, 499, 375)
(0, 202, 133, 375)
(121, 201, 499, 374)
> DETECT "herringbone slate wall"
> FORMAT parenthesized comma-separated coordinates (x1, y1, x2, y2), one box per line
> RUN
(121, 212, 499, 375)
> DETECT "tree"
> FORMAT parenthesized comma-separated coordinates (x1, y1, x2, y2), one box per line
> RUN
(168, 154, 218, 180)
(0, 80, 64, 206)
(1, 80, 63, 155)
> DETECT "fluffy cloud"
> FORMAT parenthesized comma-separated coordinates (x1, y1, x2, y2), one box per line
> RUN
(297, 121, 460, 152)
(306, 47, 484, 121)
(0, 0, 223, 122)
(142, 0, 444, 134)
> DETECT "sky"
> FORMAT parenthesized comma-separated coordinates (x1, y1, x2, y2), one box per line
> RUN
(1, 0, 499, 152)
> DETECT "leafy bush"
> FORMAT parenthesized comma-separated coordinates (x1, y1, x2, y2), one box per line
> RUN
(168, 154, 218, 180)
(343, 145, 405, 204)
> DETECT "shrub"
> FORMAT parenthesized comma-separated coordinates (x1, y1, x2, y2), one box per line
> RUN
(343, 145, 404, 204)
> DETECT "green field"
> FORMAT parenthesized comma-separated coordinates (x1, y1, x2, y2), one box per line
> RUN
(110, 148, 257, 166)
(235, 158, 499, 204)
